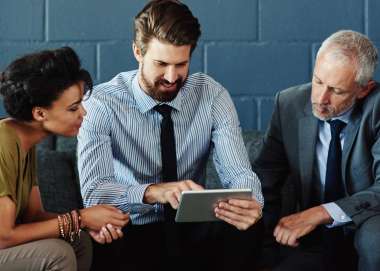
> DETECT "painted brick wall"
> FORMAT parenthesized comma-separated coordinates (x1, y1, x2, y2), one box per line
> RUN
(1, 0, 379, 130)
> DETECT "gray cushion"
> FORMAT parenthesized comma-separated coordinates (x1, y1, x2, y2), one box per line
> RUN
(36, 136, 55, 151)
(56, 136, 77, 153)
(37, 149, 83, 213)
(206, 130, 264, 188)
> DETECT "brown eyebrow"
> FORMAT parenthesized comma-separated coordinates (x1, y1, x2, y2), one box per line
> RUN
(67, 99, 82, 108)
(154, 60, 189, 65)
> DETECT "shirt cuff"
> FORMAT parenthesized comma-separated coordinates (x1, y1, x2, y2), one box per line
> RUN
(125, 183, 154, 214)
(322, 202, 352, 228)
(125, 183, 151, 203)
(229, 178, 264, 207)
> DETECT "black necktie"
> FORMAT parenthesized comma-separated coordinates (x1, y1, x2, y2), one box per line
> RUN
(154, 104, 178, 181)
(324, 119, 346, 202)
(154, 104, 177, 221)
(323, 119, 347, 268)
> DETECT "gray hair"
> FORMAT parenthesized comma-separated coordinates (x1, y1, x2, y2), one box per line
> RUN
(317, 30, 378, 86)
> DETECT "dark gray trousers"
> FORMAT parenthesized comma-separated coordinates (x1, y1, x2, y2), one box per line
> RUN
(274, 215, 380, 271)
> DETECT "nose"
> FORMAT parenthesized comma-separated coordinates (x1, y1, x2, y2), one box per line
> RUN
(317, 85, 331, 104)
(164, 66, 178, 84)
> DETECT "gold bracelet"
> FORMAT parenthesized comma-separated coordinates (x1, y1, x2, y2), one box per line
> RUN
(57, 215, 65, 239)
(69, 210, 80, 243)
(66, 213, 73, 242)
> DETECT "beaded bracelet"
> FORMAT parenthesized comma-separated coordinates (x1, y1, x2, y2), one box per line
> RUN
(57, 214, 65, 239)
(57, 209, 82, 244)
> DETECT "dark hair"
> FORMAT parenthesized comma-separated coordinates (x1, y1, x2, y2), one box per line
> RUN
(134, 0, 201, 56)
(0, 46, 93, 121)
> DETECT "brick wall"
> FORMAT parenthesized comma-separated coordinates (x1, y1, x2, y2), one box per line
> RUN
(1, 0, 379, 130)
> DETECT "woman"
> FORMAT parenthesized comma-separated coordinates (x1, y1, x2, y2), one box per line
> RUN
(0, 47, 129, 270)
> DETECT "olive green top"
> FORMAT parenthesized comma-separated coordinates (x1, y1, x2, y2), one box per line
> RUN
(0, 121, 37, 221)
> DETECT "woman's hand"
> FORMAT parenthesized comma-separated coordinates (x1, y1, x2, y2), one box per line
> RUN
(88, 224, 124, 244)
(79, 205, 129, 231)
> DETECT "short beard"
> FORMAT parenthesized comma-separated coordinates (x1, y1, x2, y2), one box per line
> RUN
(312, 104, 336, 121)
(311, 98, 356, 121)
(140, 64, 186, 102)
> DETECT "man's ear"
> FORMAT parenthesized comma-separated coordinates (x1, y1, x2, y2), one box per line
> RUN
(32, 107, 47, 122)
(358, 80, 377, 99)
(133, 43, 143, 63)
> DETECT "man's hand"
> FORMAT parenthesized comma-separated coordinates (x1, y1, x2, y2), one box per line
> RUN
(143, 180, 204, 209)
(214, 198, 262, 231)
(274, 205, 333, 247)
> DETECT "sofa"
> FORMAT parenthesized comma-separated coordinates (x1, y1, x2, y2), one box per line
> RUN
(37, 131, 274, 212)
(36, 131, 296, 269)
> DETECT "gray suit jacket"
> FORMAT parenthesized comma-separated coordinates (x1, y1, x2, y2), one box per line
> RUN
(253, 83, 380, 227)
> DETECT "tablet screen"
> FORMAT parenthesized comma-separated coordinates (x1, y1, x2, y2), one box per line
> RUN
(175, 188, 252, 222)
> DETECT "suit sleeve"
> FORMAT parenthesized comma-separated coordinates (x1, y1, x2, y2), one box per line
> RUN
(253, 92, 290, 224)
(335, 94, 380, 226)
(252, 92, 290, 264)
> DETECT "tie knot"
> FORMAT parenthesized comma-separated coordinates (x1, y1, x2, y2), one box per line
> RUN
(328, 119, 346, 136)
(154, 104, 173, 118)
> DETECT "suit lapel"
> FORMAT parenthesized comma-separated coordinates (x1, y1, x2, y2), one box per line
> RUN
(342, 106, 362, 186)
(299, 102, 319, 209)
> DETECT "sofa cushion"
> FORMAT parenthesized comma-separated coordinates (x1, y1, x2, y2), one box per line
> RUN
(56, 136, 78, 153)
(206, 130, 264, 188)
(37, 149, 83, 213)
(36, 135, 55, 150)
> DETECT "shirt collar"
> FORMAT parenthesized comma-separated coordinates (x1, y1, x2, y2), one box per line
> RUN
(132, 73, 183, 114)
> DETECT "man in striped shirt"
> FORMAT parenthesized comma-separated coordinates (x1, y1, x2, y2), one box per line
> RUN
(77, 1, 264, 270)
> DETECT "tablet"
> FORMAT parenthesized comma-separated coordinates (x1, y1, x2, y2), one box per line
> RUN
(175, 188, 253, 222)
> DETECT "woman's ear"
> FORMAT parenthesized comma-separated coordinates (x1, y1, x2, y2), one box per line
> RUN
(32, 107, 47, 122)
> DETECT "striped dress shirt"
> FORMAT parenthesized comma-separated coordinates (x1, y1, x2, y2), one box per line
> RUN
(77, 70, 263, 225)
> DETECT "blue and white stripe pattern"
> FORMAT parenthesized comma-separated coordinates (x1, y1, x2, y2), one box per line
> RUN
(77, 70, 263, 225)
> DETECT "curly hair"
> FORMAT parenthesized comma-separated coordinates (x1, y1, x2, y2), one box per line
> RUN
(0, 46, 93, 121)
(134, 0, 201, 56)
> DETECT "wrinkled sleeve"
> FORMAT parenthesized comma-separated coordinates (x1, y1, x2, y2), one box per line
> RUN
(77, 94, 153, 214)
(211, 86, 264, 206)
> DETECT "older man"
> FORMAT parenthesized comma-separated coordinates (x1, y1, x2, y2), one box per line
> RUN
(254, 30, 380, 271)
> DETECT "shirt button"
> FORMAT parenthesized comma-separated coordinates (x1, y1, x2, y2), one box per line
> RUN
(340, 215, 346, 220)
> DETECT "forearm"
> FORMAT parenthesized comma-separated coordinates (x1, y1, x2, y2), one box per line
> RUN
(211, 109, 263, 204)
(0, 219, 59, 249)
(82, 178, 153, 214)
(214, 142, 264, 205)
(24, 210, 58, 223)
(22, 186, 59, 223)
